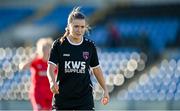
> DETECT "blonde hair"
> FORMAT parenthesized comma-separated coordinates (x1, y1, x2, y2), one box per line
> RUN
(59, 6, 90, 43)
(36, 37, 53, 56)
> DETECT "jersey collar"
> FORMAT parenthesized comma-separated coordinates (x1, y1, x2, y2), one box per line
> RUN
(67, 37, 83, 46)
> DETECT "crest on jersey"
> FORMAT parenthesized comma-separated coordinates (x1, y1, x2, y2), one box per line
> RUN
(83, 52, 89, 60)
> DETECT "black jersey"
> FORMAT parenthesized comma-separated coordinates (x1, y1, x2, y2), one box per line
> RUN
(48, 37, 99, 109)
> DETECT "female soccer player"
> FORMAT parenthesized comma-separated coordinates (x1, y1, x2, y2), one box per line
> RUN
(19, 38, 55, 111)
(47, 7, 110, 110)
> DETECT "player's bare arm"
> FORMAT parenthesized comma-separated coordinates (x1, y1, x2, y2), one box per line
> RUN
(47, 63, 59, 94)
(92, 66, 110, 105)
(19, 53, 37, 71)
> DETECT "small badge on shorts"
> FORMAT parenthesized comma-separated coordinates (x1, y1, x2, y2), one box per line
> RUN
(83, 52, 89, 60)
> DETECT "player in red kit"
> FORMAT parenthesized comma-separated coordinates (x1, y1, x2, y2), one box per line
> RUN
(19, 37, 56, 111)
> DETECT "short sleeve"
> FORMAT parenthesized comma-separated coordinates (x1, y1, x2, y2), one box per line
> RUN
(90, 43, 99, 69)
(48, 40, 60, 66)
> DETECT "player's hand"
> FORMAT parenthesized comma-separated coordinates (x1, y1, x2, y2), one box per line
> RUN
(101, 90, 109, 105)
(50, 82, 59, 94)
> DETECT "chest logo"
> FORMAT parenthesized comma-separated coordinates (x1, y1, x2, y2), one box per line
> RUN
(83, 52, 89, 60)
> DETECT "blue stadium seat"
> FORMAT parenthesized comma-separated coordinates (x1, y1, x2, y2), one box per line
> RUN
(0, 8, 35, 31)
(35, 6, 96, 30)
(117, 56, 180, 101)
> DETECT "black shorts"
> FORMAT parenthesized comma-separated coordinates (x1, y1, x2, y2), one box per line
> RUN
(52, 94, 94, 110)
(52, 104, 94, 110)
